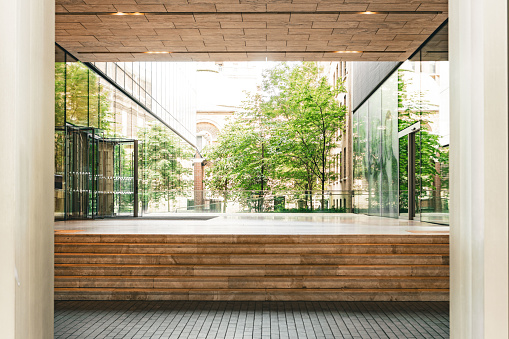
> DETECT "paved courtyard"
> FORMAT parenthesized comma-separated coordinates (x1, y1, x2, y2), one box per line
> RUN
(54, 301, 449, 339)
(55, 213, 449, 235)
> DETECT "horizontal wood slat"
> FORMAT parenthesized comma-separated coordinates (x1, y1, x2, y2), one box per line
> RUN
(54, 233, 449, 301)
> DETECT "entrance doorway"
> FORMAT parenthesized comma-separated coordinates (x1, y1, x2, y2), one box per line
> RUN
(54, 124, 138, 220)
(398, 122, 420, 220)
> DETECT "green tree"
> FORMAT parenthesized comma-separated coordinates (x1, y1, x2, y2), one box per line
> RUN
(263, 62, 347, 208)
(203, 119, 247, 212)
(205, 62, 347, 211)
(138, 123, 193, 211)
(204, 94, 276, 211)
(203, 139, 235, 212)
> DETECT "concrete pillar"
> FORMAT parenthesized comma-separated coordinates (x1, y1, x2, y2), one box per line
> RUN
(0, 0, 54, 337)
(450, 0, 508, 338)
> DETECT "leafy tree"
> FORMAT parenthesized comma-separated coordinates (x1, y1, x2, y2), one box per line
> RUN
(203, 118, 248, 212)
(204, 62, 347, 211)
(203, 139, 235, 212)
(138, 123, 193, 211)
(263, 62, 347, 208)
(204, 93, 276, 211)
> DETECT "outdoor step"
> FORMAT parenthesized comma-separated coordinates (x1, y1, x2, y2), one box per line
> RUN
(53, 287, 449, 302)
(54, 234, 449, 245)
(55, 264, 450, 278)
(55, 275, 450, 289)
(54, 253, 449, 265)
(54, 233, 449, 302)
(55, 242, 449, 255)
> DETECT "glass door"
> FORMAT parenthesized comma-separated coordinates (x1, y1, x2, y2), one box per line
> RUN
(112, 140, 136, 217)
(55, 124, 138, 220)
(66, 126, 94, 219)
(94, 134, 115, 218)
(398, 123, 420, 220)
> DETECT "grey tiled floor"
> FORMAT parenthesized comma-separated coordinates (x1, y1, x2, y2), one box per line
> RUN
(54, 301, 449, 339)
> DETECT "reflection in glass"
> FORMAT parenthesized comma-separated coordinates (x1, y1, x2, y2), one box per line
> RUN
(352, 21, 449, 225)
(381, 73, 399, 218)
(55, 58, 66, 127)
(54, 44, 195, 220)
(352, 110, 359, 213)
(353, 73, 399, 219)
(368, 89, 382, 216)
(355, 104, 369, 214)
(65, 62, 89, 126)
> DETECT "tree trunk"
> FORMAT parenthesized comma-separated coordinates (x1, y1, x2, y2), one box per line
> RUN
(434, 161, 442, 212)
(309, 182, 314, 211)
(223, 181, 228, 213)
(222, 193, 227, 213)
(321, 179, 325, 210)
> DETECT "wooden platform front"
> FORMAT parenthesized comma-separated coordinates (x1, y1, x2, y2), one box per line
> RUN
(54, 234, 449, 301)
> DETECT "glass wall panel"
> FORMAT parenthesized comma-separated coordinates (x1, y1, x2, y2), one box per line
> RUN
(381, 73, 399, 218)
(106, 62, 115, 81)
(54, 44, 195, 220)
(55, 50, 66, 127)
(65, 61, 89, 127)
(115, 66, 125, 89)
(54, 129, 65, 218)
(353, 73, 399, 218)
(352, 110, 358, 213)
(91, 60, 197, 144)
(352, 21, 448, 224)
(355, 103, 369, 214)
(89, 70, 99, 129)
(368, 89, 382, 216)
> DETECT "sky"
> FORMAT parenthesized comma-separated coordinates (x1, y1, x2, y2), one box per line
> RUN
(195, 61, 280, 112)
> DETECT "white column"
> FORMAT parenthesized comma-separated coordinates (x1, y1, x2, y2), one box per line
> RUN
(450, 0, 509, 338)
(0, 0, 54, 337)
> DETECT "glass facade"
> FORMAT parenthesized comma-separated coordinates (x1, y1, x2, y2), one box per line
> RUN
(353, 22, 449, 225)
(55, 45, 195, 220)
(353, 102, 368, 214)
(381, 75, 400, 218)
(353, 72, 399, 218)
(92, 62, 196, 144)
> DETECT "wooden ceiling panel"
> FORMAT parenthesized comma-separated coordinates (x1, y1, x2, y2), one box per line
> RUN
(55, 0, 447, 62)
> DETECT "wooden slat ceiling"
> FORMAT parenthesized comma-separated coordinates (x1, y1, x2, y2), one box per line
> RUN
(55, 0, 448, 62)
(410, 22, 448, 61)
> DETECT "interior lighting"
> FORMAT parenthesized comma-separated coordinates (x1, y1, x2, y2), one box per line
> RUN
(112, 12, 145, 15)
(361, 11, 377, 14)
(332, 51, 362, 54)
(144, 51, 171, 54)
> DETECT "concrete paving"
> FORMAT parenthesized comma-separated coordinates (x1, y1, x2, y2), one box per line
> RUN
(54, 300, 449, 339)
(55, 213, 449, 235)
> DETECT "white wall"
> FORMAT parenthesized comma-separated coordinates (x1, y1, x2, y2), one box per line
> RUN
(0, 0, 54, 337)
(450, 0, 508, 338)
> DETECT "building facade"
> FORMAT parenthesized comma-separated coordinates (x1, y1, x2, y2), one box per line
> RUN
(55, 44, 197, 220)
(351, 22, 450, 225)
